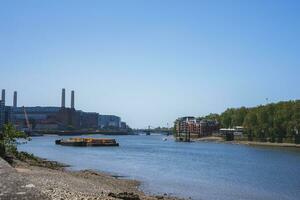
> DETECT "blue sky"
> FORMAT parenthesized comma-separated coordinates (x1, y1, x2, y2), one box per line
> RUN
(1, 0, 300, 128)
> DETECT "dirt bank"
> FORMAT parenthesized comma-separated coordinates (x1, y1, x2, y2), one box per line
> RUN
(192, 136, 224, 142)
(9, 153, 183, 200)
(233, 141, 300, 148)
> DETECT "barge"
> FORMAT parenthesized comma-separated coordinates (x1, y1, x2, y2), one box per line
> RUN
(55, 138, 119, 147)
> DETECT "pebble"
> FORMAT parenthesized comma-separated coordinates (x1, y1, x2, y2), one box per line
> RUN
(16, 192, 26, 195)
(25, 184, 36, 188)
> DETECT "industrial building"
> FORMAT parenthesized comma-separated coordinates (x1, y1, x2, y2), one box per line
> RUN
(120, 121, 128, 130)
(0, 90, 14, 130)
(79, 112, 99, 129)
(10, 89, 80, 131)
(0, 90, 5, 129)
(12, 106, 60, 130)
(0, 100, 4, 130)
(0, 88, 129, 132)
(98, 115, 121, 129)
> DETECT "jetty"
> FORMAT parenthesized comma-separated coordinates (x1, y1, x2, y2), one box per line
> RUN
(55, 138, 119, 147)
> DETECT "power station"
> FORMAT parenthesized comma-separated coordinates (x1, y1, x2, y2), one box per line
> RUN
(0, 89, 129, 132)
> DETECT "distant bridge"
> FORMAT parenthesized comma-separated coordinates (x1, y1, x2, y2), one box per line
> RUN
(135, 126, 173, 135)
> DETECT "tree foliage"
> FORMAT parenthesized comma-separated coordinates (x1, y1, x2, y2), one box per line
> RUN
(203, 100, 300, 143)
(0, 123, 28, 157)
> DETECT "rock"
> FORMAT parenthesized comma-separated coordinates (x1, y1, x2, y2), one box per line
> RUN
(25, 184, 35, 188)
(108, 192, 140, 200)
(16, 192, 26, 195)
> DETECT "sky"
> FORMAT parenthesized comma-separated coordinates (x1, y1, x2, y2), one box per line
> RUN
(0, 0, 300, 128)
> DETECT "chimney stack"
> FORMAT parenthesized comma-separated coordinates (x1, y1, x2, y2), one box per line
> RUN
(61, 88, 66, 108)
(71, 90, 75, 109)
(13, 91, 17, 108)
(1, 89, 5, 104)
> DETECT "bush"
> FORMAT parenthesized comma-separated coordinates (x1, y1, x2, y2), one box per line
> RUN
(0, 123, 28, 158)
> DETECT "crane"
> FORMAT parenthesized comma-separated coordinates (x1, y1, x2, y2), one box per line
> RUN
(23, 106, 32, 134)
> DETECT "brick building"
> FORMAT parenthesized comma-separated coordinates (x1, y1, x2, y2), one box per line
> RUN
(175, 116, 220, 138)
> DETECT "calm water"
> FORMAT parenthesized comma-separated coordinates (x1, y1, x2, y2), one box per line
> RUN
(18, 134, 300, 200)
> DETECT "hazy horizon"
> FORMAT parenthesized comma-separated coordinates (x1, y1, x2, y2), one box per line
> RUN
(1, 0, 300, 128)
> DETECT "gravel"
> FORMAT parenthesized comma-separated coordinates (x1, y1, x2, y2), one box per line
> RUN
(7, 158, 183, 200)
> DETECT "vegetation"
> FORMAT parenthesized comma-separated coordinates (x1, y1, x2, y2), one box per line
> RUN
(0, 123, 66, 168)
(0, 123, 28, 158)
(202, 100, 300, 144)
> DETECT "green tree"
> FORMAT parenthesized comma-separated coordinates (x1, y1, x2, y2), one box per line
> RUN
(243, 111, 258, 141)
(190, 99, 300, 143)
(221, 109, 235, 128)
(0, 123, 28, 157)
(232, 107, 248, 127)
(204, 113, 220, 122)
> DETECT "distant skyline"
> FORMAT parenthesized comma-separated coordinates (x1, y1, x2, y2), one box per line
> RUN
(1, 0, 300, 128)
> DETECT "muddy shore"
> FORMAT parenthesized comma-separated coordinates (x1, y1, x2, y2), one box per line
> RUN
(3, 153, 183, 200)
(232, 140, 300, 148)
(192, 136, 300, 148)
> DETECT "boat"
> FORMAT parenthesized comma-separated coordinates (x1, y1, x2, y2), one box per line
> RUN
(55, 137, 119, 147)
(163, 138, 167, 141)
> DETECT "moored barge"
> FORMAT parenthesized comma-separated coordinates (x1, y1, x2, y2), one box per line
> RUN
(55, 138, 119, 147)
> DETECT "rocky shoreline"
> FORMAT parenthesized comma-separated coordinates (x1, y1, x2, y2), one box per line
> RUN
(1, 152, 183, 200)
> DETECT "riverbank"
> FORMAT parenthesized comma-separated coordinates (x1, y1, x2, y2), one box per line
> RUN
(192, 136, 224, 142)
(1, 153, 182, 200)
(233, 140, 300, 148)
(192, 136, 300, 148)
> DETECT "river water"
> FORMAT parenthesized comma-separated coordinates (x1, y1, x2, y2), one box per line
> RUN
(18, 134, 300, 200)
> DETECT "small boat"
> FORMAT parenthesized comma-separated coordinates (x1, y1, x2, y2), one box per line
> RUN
(55, 138, 119, 147)
(163, 138, 167, 141)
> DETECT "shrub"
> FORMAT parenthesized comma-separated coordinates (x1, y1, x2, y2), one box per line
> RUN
(0, 123, 28, 158)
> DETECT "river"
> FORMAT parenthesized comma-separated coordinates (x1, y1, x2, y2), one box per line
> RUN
(18, 134, 300, 200)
